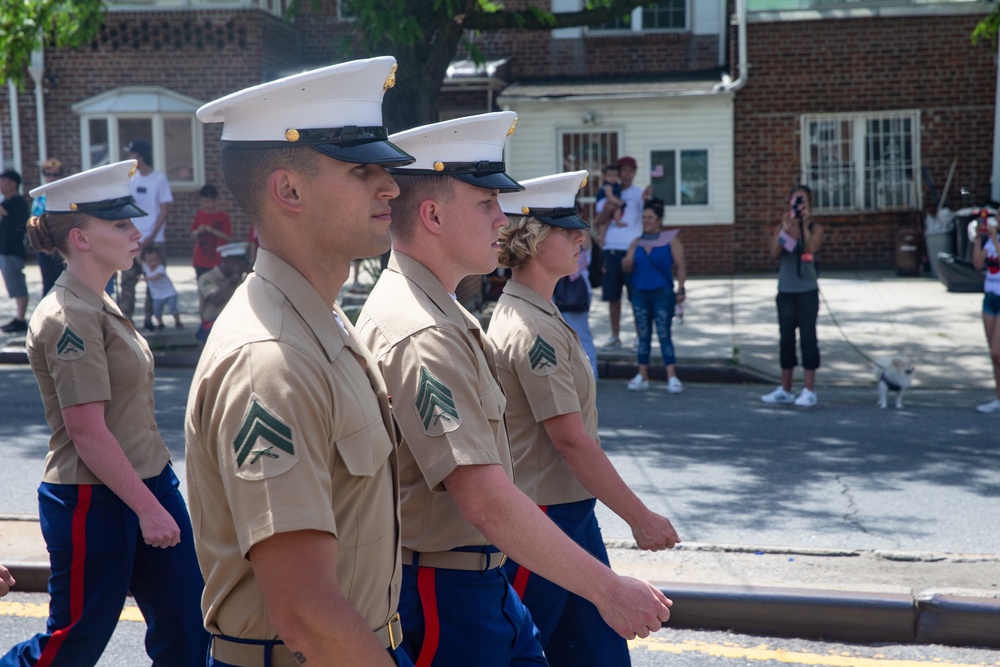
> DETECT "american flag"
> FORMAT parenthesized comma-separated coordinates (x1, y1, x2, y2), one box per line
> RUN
(637, 229, 679, 250)
(778, 230, 799, 253)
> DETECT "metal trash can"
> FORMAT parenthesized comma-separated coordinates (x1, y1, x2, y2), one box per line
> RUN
(894, 229, 922, 276)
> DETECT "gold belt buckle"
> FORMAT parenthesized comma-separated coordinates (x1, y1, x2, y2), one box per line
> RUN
(496, 553, 507, 568)
(387, 611, 402, 650)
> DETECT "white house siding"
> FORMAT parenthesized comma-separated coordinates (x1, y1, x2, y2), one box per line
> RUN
(501, 91, 734, 226)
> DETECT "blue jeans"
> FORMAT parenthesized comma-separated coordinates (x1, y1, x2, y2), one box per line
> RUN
(631, 287, 676, 366)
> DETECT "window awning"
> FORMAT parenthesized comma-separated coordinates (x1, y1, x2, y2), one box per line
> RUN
(72, 87, 203, 114)
(498, 76, 725, 103)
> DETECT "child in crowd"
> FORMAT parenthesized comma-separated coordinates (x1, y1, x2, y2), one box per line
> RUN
(140, 247, 183, 331)
(595, 163, 625, 225)
(189, 184, 232, 278)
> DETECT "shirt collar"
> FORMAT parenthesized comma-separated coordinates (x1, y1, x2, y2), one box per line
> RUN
(501, 279, 559, 315)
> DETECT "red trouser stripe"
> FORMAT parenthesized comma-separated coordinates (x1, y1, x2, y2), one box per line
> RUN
(36, 485, 92, 667)
(414, 567, 440, 667)
(512, 505, 546, 598)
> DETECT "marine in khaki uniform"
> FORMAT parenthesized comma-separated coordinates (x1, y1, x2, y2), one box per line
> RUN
(184, 58, 415, 667)
(2, 160, 208, 666)
(357, 113, 672, 667)
(489, 172, 681, 665)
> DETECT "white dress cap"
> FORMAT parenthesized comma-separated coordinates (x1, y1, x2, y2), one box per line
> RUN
(29, 160, 147, 221)
(197, 56, 414, 166)
(217, 242, 250, 258)
(388, 111, 523, 192)
(498, 170, 590, 229)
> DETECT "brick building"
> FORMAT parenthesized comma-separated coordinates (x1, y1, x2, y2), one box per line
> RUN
(1, 0, 995, 274)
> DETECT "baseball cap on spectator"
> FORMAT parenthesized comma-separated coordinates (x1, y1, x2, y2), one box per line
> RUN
(0, 170, 22, 187)
(617, 156, 637, 169)
(123, 140, 153, 166)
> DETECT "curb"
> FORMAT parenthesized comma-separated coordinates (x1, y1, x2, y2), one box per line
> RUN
(659, 582, 1000, 649)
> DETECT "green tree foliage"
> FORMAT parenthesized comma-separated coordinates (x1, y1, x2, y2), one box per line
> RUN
(0, 0, 105, 87)
(320, 0, 646, 130)
(971, 1, 1000, 48)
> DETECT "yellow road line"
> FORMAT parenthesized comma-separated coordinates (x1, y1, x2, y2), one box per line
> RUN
(1, 601, 144, 623)
(629, 636, 1000, 667)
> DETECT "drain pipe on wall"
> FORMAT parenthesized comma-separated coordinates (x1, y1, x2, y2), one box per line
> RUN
(715, 0, 748, 93)
(29, 49, 47, 172)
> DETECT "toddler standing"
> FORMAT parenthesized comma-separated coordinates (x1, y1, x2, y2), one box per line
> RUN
(140, 247, 182, 330)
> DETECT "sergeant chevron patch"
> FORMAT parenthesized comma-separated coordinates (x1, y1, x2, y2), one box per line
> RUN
(415, 366, 461, 436)
(233, 394, 298, 480)
(529, 335, 558, 376)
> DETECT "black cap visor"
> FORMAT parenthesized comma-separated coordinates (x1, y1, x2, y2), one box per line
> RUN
(533, 209, 589, 230)
(452, 171, 524, 193)
(60, 197, 148, 221)
(312, 139, 415, 167)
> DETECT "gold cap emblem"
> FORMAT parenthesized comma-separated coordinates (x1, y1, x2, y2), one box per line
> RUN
(70, 203, 78, 211)
(384, 64, 397, 92)
(128, 164, 138, 177)
(521, 206, 530, 214)
(285, 129, 300, 142)
(507, 118, 517, 136)
(433, 161, 445, 172)
(580, 175, 588, 188)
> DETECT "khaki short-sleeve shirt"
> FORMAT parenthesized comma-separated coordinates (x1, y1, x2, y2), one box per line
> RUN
(357, 252, 513, 553)
(27, 272, 170, 485)
(487, 281, 596, 506)
(185, 249, 401, 638)
(197, 266, 228, 322)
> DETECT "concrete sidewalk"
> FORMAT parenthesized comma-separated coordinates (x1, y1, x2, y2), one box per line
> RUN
(2, 260, 999, 648)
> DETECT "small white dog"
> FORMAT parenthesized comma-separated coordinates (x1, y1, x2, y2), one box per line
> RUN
(874, 356, 915, 409)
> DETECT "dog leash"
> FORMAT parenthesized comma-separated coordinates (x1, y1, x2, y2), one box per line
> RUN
(818, 288, 888, 371)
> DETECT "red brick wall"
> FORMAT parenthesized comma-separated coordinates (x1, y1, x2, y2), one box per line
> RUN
(734, 13, 994, 272)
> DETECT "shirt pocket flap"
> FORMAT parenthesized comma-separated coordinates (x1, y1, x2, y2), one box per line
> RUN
(334, 420, 393, 478)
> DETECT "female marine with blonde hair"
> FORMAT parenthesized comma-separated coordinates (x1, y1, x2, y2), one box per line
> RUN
(487, 171, 680, 666)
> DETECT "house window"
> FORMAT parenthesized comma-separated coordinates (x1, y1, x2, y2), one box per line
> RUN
(560, 130, 622, 222)
(649, 149, 709, 207)
(801, 111, 920, 212)
(73, 87, 204, 188)
(590, 0, 687, 32)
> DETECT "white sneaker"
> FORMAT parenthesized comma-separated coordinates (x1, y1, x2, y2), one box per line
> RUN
(794, 388, 817, 407)
(976, 398, 1000, 414)
(626, 373, 650, 391)
(600, 336, 622, 350)
(667, 376, 683, 394)
(761, 387, 796, 404)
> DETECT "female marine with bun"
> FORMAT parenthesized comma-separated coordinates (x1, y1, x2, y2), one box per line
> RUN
(488, 171, 680, 666)
(1, 161, 207, 666)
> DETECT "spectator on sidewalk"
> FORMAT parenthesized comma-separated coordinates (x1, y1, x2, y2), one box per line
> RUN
(622, 198, 686, 393)
(490, 171, 680, 664)
(972, 214, 1000, 413)
(119, 140, 173, 330)
(555, 235, 599, 379)
(0, 170, 30, 334)
(190, 183, 232, 278)
(195, 241, 250, 342)
(761, 184, 824, 408)
(5, 159, 209, 665)
(594, 164, 625, 237)
(595, 156, 645, 350)
(139, 246, 182, 331)
(32, 158, 66, 296)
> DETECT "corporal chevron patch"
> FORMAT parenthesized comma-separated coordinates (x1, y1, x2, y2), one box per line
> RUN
(232, 394, 298, 480)
(56, 326, 86, 360)
(414, 366, 461, 436)
(528, 335, 558, 376)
